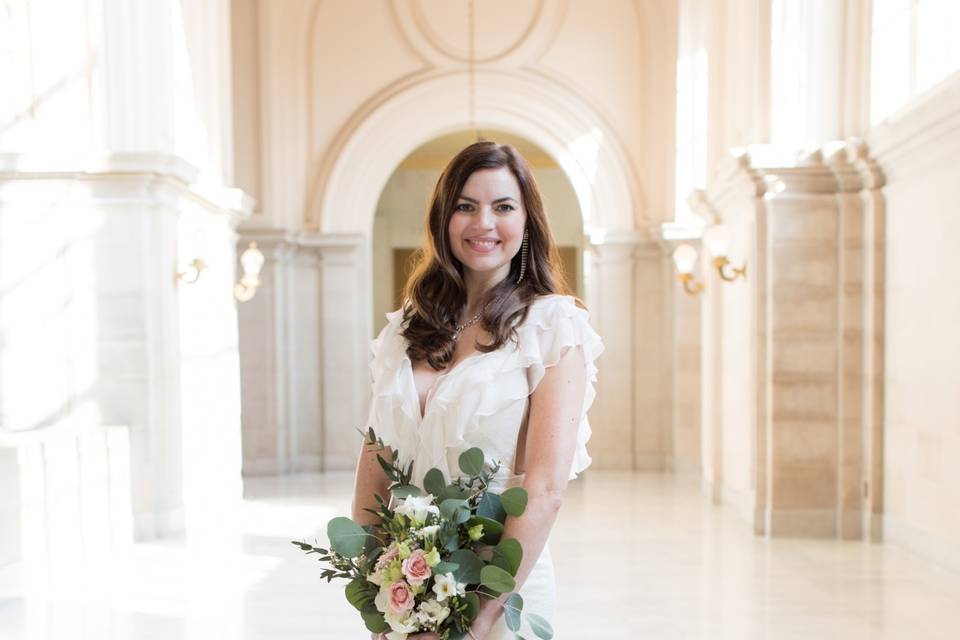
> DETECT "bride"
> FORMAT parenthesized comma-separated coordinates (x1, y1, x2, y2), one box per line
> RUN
(353, 140, 604, 639)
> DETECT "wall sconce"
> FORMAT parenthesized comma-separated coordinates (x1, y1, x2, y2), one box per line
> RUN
(702, 223, 747, 282)
(176, 257, 207, 284)
(234, 241, 265, 302)
(672, 243, 704, 295)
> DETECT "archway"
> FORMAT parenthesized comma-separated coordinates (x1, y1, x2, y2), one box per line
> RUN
(312, 71, 657, 474)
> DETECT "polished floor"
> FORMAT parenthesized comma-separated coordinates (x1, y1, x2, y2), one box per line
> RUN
(1, 471, 959, 639)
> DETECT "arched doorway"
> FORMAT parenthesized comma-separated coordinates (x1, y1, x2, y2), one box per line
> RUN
(371, 129, 585, 330)
(308, 71, 665, 475)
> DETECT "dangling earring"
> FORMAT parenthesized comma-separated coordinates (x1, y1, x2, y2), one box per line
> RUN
(516, 228, 529, 284)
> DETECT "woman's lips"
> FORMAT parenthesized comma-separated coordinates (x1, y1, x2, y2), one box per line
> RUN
(465, 238, 501, 253)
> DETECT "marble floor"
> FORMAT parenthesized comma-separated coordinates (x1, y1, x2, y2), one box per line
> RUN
(1, 471, 959, 639)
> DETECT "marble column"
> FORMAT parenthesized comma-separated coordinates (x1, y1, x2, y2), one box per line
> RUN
(697, 141, 884, 538)
(586, 231, 672, 471)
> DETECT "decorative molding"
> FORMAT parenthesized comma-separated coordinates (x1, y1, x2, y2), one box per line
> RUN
(389, 0, 566, 66)
(868, 70, 960, 164)
(0, 152, 255, 223)
(307, 68, 641, 237)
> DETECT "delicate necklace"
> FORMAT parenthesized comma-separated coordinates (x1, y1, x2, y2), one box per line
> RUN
(452, 305, 485, 341)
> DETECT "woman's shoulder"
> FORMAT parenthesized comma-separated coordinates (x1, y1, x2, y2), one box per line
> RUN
(528, 293, 589, 316)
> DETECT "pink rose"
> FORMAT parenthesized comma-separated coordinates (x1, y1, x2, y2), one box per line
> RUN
(401, 549, 432, 586)
(375, 544, 399, 571)
(388, 581, 415, 613)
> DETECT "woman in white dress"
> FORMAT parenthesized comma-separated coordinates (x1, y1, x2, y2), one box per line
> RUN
(352, 141, 604, 639)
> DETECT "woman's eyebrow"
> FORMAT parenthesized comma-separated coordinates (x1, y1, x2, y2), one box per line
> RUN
(457, 196, 519, 204)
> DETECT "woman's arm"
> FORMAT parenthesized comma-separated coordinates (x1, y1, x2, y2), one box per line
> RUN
(470, 343, 588, 636)
(351, 438, 394, 528)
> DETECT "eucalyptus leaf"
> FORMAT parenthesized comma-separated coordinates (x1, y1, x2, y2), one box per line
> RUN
(442, 528, 460, 553)
(463, 592, 481, 623)
(476, 491, 507, 523)
(345, 578, 374, 611)
(504, 593, 524, 632)
(492, 537, 523, 576)
(480, 564, 516, 594)
(458, 447, 485, 476)
(439, 498, 471, 524)
(432, 561, 459, 575)
(500, 487, 528, 517)
(448, 548, 483, 584)
(390, 484, 421, 499)
(439, 484, 470, 502)
(360, 603, 389, 633)
(424, 468, 446, 497)
(527, 613, 554, 639)
(326, 517, 368, 558)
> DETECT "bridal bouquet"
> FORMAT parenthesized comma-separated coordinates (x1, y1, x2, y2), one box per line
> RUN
(291, 428, 554, 640)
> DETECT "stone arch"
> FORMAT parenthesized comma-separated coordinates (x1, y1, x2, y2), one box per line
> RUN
(310, 69, 643, 237)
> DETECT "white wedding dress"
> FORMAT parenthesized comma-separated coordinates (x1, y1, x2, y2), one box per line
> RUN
(366, 294, 604, 639)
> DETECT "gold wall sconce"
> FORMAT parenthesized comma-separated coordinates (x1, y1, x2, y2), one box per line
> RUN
(672, 243, 704, 295)
(234, 241, 265, 302)
(702, 224, 747, 282)
(176, 257, 207, 284)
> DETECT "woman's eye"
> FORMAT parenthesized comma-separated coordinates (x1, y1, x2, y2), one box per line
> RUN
(455, 203, 473, 212)
(496, 204, 515, 212)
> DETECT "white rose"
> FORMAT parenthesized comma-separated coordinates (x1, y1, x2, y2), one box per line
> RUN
(395, 494, 440, 524)
(374, 584, 392, 614)
(384, 608, 419, 634)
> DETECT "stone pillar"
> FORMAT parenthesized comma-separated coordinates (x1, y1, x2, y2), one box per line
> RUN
(586, 231, 672, 471)
(237, 231, 368, 474)
(0, 448, 19, 565)
(699, 141, 884, 538)
(661, 236, 703, 477)
(237, 228, 296, 476)
(314, 234, 370, 471)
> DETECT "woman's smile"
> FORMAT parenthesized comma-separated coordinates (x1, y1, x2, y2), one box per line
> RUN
(464, 237, 502, 253)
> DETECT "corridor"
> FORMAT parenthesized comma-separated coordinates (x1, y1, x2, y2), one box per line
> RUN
(2, 471, 957, 639)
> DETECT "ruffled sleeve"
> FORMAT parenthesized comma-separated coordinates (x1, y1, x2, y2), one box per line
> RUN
(516, 295, 605, 480)
(365, 309, 410, 453)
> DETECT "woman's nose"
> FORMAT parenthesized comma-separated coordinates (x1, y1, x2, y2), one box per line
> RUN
(476, 205, 496, 228)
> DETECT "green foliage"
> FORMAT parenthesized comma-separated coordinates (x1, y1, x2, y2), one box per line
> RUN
(479, 564, 516, 594)
(458, 447, 485, 476)
(439, 484, 470, 502)
(503, 593, 524, 632)
(447, 548, 483, 584)
(527, 613, 554, 639)
(500, 487, 528, 517)
(433, 561, 460, 575)
(440, 499, 471, 524)
(441, 525, 461, 553)
(360, 603, 389, 633)
(424, 468, 446, 497)
(326, 517, 368, 558)
(492, 537, 523, 576)
(390, 484, 421, 499)
(466, 515, 503, 544)
(463, 592, 481, 624)
(345, 578, 375, 611)
(476, 491, 507, 523)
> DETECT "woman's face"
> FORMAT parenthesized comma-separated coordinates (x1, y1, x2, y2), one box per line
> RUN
(447, 167, 527, 289)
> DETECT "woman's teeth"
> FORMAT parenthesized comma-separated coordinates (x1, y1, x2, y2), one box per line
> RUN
(467, 239, 500, 250)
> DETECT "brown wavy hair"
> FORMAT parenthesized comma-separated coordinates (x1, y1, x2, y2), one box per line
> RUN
(400, 140, 574, 370)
